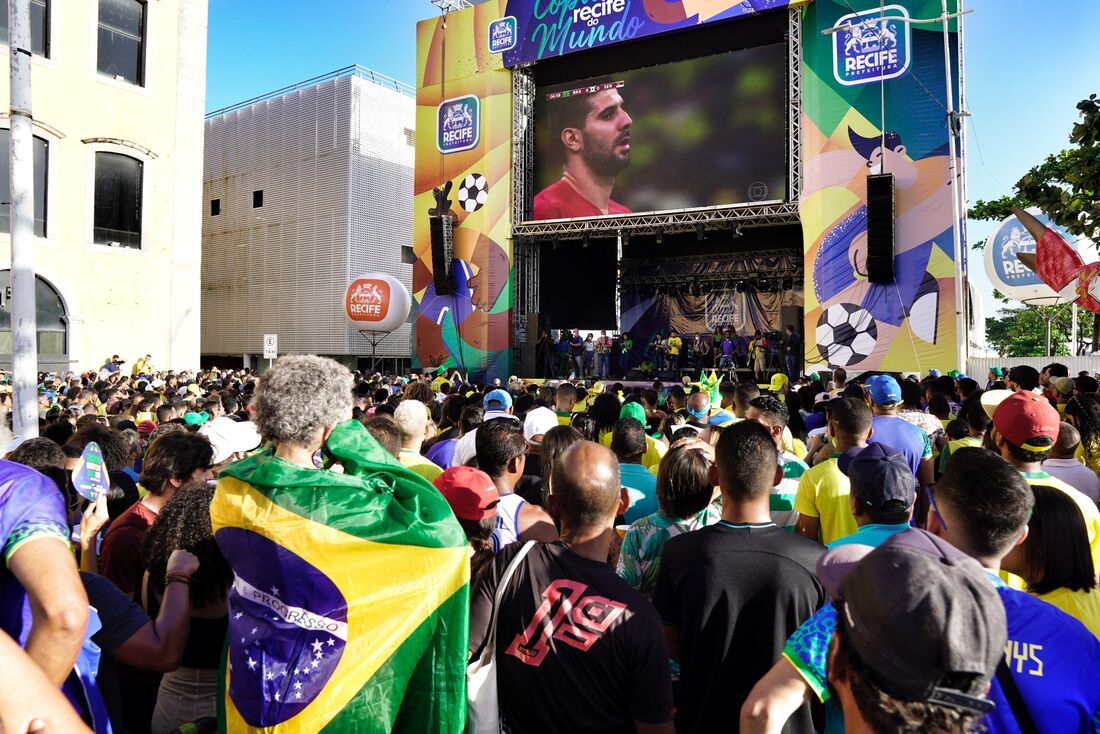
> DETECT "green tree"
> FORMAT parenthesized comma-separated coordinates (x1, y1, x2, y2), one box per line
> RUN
(972, 94, 1100, 351)
(985, 301, 1080, 357)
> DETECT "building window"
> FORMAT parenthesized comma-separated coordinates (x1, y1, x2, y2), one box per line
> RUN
(404, 128, 415, 147)
(93, 152, 142, 248)
(0, 129, 48, 237)
(0, 271, 67, 356)
(97, 0, 145, 86)
(0, 0, 50, 57)
(210, 198, 220, 216)
(252, 190, 263, 208)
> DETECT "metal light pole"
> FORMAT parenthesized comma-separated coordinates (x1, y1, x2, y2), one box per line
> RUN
(9, 0, 37, 440)
(940, 0, 967, 374)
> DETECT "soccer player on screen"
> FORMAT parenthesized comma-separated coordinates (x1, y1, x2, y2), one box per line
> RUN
(533, 83, 633, 220)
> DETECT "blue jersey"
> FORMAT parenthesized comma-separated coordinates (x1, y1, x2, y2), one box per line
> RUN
(784, 580, 1100, 734)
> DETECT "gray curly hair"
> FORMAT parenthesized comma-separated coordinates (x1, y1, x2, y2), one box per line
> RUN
(253, 355, 353, 447)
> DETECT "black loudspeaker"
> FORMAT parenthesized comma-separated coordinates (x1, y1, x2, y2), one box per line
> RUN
(428, 214, 454, 295)
(865, 173, 895, 284)
(780, 306, 803, 335)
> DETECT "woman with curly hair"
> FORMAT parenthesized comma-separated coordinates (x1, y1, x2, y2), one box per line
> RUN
(142, 482, 233, 733)
(402, 379, 436, 406)
(1064, 393, 1100, 477)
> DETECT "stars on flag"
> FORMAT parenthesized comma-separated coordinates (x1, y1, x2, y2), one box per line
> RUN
(247, 656, 258, 671)
(234, 611, 243, 620)
(310, 639, 324, 654)
(270, 585, 280, 596)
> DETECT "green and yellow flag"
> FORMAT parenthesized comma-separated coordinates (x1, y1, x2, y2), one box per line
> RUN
(210, 420, 469, 733)
(699, 370, 720, 405)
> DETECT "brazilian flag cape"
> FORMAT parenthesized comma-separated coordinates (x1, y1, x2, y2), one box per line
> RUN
(210, 420, 469, 733)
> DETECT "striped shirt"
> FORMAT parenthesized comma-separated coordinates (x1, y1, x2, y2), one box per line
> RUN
(771, 452, 808, 530)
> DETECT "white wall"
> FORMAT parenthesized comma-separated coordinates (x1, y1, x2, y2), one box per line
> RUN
(202, 71, 415, 358)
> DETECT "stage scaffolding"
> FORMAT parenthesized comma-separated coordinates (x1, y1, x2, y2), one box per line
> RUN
(506, 7, 804, 363)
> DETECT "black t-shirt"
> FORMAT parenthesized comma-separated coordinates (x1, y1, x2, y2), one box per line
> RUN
(653, 523, 826, 734)
(81, 571, 151, 732)
(470, 541, 673, 734)
(786, 332, 801, 356)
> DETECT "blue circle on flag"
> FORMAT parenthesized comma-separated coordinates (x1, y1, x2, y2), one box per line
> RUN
(217, 527, 348, 727)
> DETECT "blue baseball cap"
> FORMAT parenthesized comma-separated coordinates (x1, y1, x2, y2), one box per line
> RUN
(483, 388, 513, 411)
(866, 375, 902, 406)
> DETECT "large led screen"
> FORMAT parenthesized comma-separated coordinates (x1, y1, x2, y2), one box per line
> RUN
(531, 43, 787, 222)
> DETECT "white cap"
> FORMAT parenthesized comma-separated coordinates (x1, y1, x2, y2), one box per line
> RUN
(201, 416, 262, 464)
(523, 407, 558, 445)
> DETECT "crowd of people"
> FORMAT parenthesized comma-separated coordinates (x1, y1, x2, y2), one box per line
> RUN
(536, 325, 804, 383)
(1, 354, 1099, 733)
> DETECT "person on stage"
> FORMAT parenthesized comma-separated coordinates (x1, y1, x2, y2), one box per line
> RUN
(595, 330, 613, 379)
(619, 332, 633, 377)
(533, 82, 633, 220)
(569, 329, 585, 377)
(667, 331, 683, 374)
(750, 330, 765, 383)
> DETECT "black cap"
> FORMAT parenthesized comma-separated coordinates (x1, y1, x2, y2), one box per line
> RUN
(817, 529, 1005, 714)
(837, 443, 916, 511)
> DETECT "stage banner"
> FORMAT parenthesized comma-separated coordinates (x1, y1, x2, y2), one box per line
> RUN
(414, 3, 515, 379)
(495, 0, 811, 67)
(801, 0, 963, 373)
(620, 288, 802, 371)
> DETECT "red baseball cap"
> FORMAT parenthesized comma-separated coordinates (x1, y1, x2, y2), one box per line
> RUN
(992, 391, 1059, 451)
(433, 466, 500, 522)
(137, 420, 157, 435)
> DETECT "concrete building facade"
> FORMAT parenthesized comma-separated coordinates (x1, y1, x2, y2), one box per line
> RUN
(0, 0, 208, 372)
(201, 66, 416, 370)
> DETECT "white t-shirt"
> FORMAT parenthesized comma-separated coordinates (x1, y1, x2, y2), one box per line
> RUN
(451, 411, 521, 467)
(1042, 458, 1100, 502)
(491, 493, 526, 553)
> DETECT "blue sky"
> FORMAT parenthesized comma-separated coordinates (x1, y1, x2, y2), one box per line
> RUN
(205, 0, 1100, 326)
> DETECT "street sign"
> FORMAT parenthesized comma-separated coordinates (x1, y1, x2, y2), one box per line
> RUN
(263, 334, 278, 360)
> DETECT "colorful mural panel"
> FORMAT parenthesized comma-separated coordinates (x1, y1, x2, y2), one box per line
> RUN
(800, 0, 963, 372)
(414, 2, 515, 379)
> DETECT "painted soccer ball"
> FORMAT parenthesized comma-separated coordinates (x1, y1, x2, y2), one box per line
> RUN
(457, 173, 489, 213)
(815, 303, 878, 367)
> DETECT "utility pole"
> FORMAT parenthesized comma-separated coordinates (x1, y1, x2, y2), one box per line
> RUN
(9, 0, 37, 440)
(940, 0, 967, 374)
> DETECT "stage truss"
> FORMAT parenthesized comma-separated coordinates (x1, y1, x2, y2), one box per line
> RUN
(508, 6, 803, 240)
(619, 249, 804, 289)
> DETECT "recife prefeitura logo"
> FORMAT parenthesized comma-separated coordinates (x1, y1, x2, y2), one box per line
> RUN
(833, 5, 911, 87)
(437, 95, 480, 154)
(488, 16, 517, 53)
